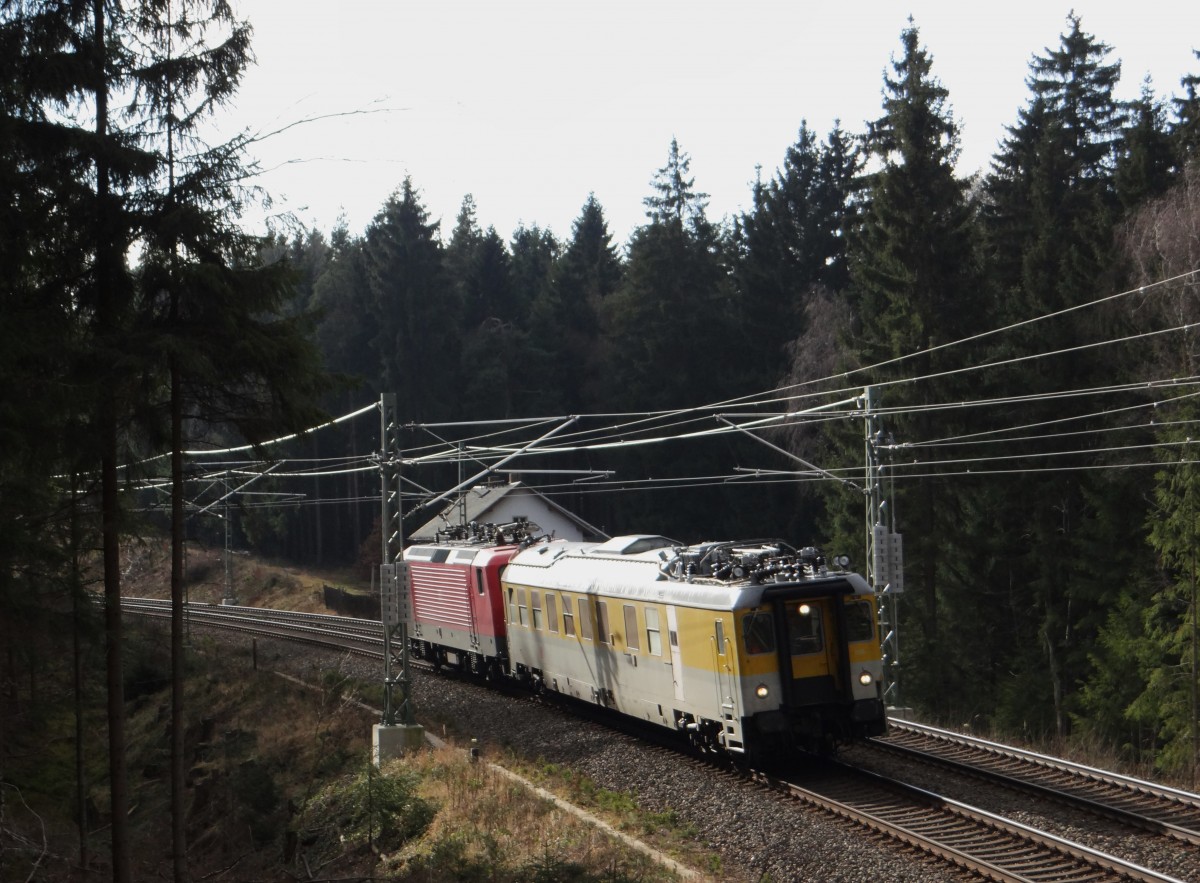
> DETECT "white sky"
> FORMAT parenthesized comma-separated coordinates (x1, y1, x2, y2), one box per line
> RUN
(220, 1, 1200, 247)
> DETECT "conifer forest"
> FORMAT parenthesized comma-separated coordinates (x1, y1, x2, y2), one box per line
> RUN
(6, 4, 1200, 877)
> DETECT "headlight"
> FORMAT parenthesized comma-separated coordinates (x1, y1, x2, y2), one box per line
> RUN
(797, 603, 811, 616)
(858, 671, 873, 687)
(755, 684, 769, 699)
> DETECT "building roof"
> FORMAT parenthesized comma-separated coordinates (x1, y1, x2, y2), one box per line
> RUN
(408, 480, 608, 543)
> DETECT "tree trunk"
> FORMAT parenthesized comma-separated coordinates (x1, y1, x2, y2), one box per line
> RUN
(102, 446, 130, 883)
(95, 1, 132, 877)
(171, 358, 188, 882)
(71, 484, 90, 873)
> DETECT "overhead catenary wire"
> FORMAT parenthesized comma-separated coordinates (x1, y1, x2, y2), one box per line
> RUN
(107, 261, 1200, 517)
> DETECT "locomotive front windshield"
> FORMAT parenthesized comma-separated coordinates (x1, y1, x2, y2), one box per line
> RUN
(844, 600, 876, 643)
(787, 604, 824, 655)
(742, 611, 776, 655)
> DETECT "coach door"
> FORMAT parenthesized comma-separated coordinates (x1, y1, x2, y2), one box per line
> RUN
(666, 605, 685, 701)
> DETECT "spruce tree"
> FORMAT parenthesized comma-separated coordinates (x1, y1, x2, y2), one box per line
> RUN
(1115, 80, 1177, 209)
(365, 178, 457, 421)
(980, 13, 1132, 737)
(1173, 51, 1200, 164)
(1101, 161, 1200, 775)
(736, 121, 860, 392)
(527, 195, 620, 413)
(842, 21, 980, 714)
(598, 139, 738, 536)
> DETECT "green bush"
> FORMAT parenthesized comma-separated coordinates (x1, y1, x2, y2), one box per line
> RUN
(295, 765, 436, 864)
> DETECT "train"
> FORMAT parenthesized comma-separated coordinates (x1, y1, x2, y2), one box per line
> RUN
(402, 520, 888, 761)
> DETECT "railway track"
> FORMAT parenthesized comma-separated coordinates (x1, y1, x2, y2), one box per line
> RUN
(862, 719, 1200, 846)
(120, 597, 384, 659)
(771, 761, 1183, 883)
(122, 599, 1193, 883)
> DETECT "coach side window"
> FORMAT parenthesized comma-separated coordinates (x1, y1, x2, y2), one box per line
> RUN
(645, 607, 662, 656)
(517, 588, 529, 627)
(578, 598, 593, 640)
(623, 605, 639, 651)
(531, 591, 543, 630)
(545, 594, 559, 633)
(563, 597, 576, 636)
(596, 601, 611, 645)
(507, 588, 516, 625)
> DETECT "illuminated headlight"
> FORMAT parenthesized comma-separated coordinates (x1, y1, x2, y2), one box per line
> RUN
(797, 603, 811, 616)
(755, 684, 769, 699)
(858, 671, 873, 687)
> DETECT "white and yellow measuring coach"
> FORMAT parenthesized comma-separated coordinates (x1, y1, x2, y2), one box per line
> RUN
(501, 535, 887, 758)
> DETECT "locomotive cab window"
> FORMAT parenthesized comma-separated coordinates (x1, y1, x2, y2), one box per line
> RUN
(715, 619, 726, 656)
(742, 611, 776, 655)
(787, 603, 824, 655)
(844, 600, 876, 643)
(475, 567, 485, 595)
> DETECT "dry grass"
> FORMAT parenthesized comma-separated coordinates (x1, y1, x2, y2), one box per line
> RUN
(108, 632, 697, 881)
(120, 537, 362, 612)
(379, 746, 690, 881)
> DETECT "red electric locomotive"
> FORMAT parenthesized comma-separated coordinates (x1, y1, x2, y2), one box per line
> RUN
(403, 520, 541, 679)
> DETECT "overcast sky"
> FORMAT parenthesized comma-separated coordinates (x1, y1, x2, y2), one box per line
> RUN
(220, 1, 1200, 247)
